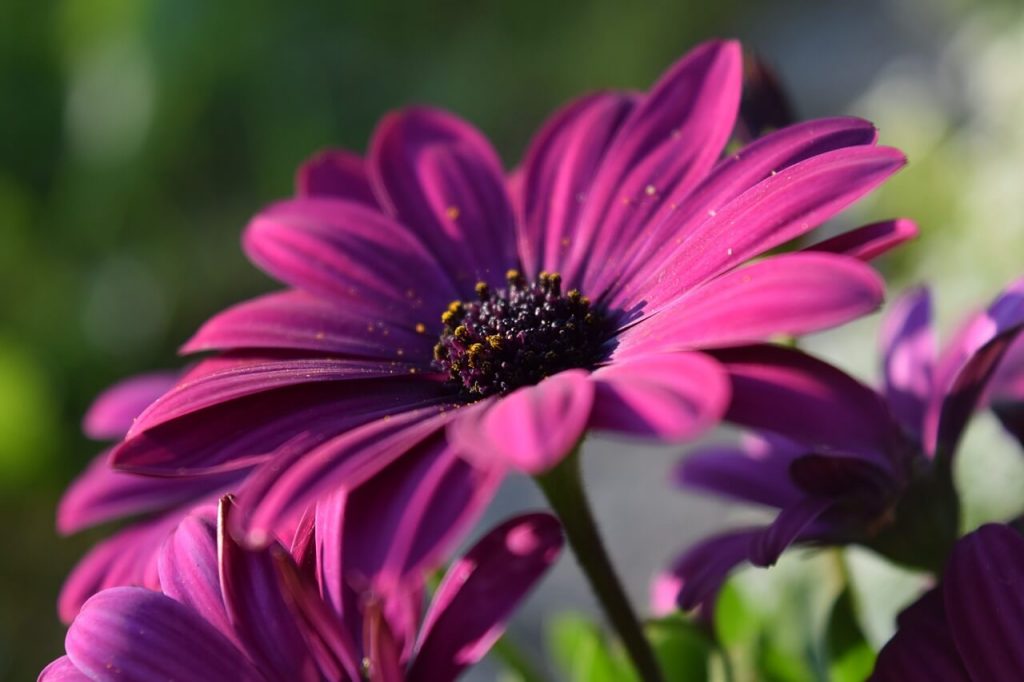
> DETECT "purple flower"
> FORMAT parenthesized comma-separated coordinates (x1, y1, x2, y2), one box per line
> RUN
(656, 279, 1024, 614)
(42, 497, 563, 681)
(870, 523, 1024, 681)
(107, 39, 906, 546)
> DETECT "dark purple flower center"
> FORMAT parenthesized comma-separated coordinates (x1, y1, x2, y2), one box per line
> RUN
(433, 270, 611, 398)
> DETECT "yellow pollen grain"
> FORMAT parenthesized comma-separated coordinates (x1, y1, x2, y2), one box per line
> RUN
(645, 184, 657, 196)
(441, 310, 455, 325)
(408, 367, 418, 374)
(560, 237, 570, 247)
(486, 334, 503, 349)
(445, 206, 460, 220)
(315, 331, 325, 340)
(415, 323, 426, 333)
(396, 348, 404, 356)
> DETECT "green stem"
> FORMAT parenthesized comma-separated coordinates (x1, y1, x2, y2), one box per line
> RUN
(535, 448, 665, 682)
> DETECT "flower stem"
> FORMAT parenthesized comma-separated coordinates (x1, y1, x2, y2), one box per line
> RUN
(535, 448, 664, 682)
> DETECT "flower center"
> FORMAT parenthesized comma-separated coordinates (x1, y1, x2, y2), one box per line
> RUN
(433, 270, 611, 398)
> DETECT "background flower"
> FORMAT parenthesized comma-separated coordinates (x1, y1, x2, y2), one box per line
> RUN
(658, 278, 1024, 612)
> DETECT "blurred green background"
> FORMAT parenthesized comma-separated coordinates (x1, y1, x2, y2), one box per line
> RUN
(3, 0, 1024, 679)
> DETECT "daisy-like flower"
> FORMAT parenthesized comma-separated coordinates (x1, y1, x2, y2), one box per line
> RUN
(871, 522, 1024, 681)
(107, 39, 905, 545)
(655, 278, 1024, 614)
(42, 497, 562, 681)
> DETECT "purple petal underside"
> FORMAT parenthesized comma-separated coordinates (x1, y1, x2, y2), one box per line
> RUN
(804, 218, 918, 261)
(407, 513, 563, 682)
(880, 287, 936, 442)
(65, 587, 260, 682)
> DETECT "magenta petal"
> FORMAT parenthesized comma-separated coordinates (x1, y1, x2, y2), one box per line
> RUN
(407, 513, 563, 682)
(82, 372, 178, 440)
(270, 546, 363, 681)
(748, 496, 832, 566)
(677, 435, 804, 509)
(57, 451, 236, 534)
(236, 407, 454, 542)
(609, 115, 880, 309)
(804, 218, 918, 261)
(925, 277, 1024, 458)
(363, 601, 406, 682)
(517, 93, 636, 277)
(369, 106, 518, 288)
(449, 369, 595, 474)
(880, 287, 936, 441)
(58, 516, 173, 623)
(573, 40, 743, 292)
(243, 197, 460, 315)
(588, 352, 728, 441)
(127, 354, 426, 436)
(871, 589, 970, 682)
(295, 149, 378, 206)
(664, 528, 761, 611)
(616, 253, 884, 355)
(709, 345, 898, 467)
(113, 360, 447, 475)
(318, 439, 502, 620)
(157, 512, 235, 641)
(65, 587, 259, 682)
(182, 289, 435, 362)
(617, 145, 905, 314)
(217, 500, 320, 682)
(944, 524, 1024, 680)
(38, 656, 89, 681)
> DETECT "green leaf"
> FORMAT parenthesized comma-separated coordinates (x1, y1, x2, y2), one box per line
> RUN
(644, 615, 711, 681)
(548, 613, 639, 682)
(825, 586, 876, 682)
(714, 581, 759, 647)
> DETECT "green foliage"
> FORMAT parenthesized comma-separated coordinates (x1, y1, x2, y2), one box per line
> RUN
(550, 614, 640, 682)
(646, 615, 712, 681)
(825, 587, 876, 682)
(547, 613, 712, 682)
